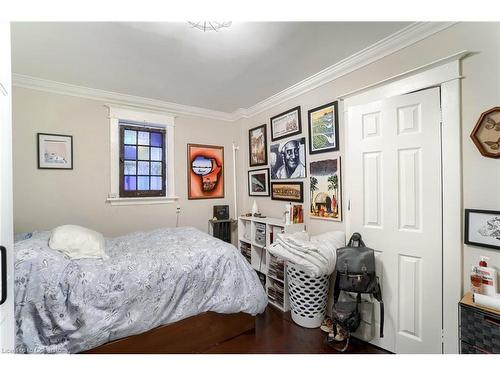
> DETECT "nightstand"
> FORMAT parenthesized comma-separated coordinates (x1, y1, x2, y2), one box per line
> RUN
(459, 292, 500, 354)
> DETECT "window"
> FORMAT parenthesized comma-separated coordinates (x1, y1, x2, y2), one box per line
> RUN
(119, 123, 166, 197)
(107, 106, 176, 205)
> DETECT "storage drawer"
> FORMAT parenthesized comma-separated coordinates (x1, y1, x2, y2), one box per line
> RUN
(460, 306, 500, 353)
(460, 340, 491, 354)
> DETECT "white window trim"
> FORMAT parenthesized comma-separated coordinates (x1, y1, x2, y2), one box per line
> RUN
(106, 105, 178, 206)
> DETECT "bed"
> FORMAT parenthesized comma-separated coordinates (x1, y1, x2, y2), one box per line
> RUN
(14, 226, 268, 354)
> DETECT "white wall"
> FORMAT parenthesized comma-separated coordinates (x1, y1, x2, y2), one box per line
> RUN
(12, 87, 239, 237)
(237, 22, 500, 291)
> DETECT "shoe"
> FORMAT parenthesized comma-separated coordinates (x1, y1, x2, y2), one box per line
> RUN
(327, 325, 347, 341)
(320, 317, 333, 333)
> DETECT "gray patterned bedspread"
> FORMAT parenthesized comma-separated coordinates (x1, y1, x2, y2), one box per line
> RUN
(14, 226, 267, 353)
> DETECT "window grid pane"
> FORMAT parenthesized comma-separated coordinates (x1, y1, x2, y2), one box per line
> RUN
(121, 125, 165, 196)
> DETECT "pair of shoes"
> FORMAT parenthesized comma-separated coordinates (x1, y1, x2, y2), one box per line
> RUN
(328, 326, 347, 342)
(320, 317, 333, 333)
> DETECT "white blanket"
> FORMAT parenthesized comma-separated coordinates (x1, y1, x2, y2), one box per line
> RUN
(268, 231, 345, 277)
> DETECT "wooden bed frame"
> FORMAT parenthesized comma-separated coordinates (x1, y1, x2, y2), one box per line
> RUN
(82, 312, 255, 354)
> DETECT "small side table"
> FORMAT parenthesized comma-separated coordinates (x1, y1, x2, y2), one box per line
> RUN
(459, 292, 500, 354)
(208, 219, 236, 243)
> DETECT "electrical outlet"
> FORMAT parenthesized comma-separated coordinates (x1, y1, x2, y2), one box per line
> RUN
(176, 205, 181, 213)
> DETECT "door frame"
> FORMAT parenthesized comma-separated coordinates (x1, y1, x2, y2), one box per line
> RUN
(340, 51, 469, 354)
(0, 21, 14, 353)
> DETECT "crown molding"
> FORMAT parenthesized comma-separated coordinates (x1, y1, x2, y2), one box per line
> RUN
(12, 22, 457, 123)
(12, 74, 235, 122)
(233, 21, 458, 120)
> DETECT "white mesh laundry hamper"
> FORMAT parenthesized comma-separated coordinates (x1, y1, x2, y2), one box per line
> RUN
(286, 263, 330, 328)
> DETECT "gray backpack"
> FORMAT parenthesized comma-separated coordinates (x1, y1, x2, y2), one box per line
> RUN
(328, 233, 384, 350)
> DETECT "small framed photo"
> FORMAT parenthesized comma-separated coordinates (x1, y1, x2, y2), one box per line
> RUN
(248, 168, 270, 196)
(249, 124, 267, 167)
(308, 101, 339, 154)
(470, 107, 500, 159)
(270, 137, 306, 179)
(271, 181, 304, 202)
(270, 106, 302, 142)
(37, 133, 73, 169)
(465, 209, 500, 251)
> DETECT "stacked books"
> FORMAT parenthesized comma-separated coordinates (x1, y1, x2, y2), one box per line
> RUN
(268, 254, 285, 281)
(292, 204, 303, 224)
(240, 242, 251, 263)
(267, 279, 285, 307)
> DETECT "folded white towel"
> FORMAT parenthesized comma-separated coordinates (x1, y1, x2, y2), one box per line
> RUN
(268, 231, 345, 277)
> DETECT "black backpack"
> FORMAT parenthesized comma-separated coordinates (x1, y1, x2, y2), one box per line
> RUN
(328, 233, 384, 351)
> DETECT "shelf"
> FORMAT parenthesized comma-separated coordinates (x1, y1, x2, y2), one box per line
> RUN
(237, 215, 304, 314)
(267, 273, 285, 284)
(268, 299, 285, 311)
(252, 242, 265, 248)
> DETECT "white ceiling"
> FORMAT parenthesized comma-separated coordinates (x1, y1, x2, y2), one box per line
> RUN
(11, 22, 411, 113)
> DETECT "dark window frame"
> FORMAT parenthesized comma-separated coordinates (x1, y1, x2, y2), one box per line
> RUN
(119, 124, 167, 198)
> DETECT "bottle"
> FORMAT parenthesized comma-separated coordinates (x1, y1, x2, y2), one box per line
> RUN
(252, 200, 259, 216)
(477, 256, 498, 297)
(470, 266, 482, 294)
(284, 202, 292, 225)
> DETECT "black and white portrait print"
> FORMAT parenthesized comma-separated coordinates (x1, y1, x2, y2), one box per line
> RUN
(270, 137, 306, 180)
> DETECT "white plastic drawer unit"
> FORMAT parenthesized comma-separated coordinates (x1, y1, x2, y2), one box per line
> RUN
(254, 223, 266, 247)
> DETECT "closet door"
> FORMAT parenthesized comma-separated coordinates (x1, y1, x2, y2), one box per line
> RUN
(347, 87, 442, 354)
(0, 21, 15, 353)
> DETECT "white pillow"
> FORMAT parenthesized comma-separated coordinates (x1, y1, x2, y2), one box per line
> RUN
(49, 225, 108, 259)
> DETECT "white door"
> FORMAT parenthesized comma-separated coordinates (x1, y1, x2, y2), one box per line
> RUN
(0, 21, 15, 353)
(347, 87, 442, 354)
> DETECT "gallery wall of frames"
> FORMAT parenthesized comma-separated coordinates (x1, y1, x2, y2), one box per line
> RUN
(246, 100, 343, 224)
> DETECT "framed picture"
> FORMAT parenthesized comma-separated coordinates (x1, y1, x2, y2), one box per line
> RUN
(270, 137, 306, 179)
(187, 144, 224, 200)
(470, 107, 500, 158)
(271, 181, 304, 202)
(37, 133, 73, 170)
(308, 101, 339, 154)
(464, 209, 500, 251)
(270, 106, 302, 141)
(249, 124, 267, 167)
(248, 168, 270, 196)
(309, 157, 342, 221)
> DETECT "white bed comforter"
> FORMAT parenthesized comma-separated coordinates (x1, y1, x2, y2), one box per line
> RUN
(14, 226, 267, 353)
(268, 231, 345, 277)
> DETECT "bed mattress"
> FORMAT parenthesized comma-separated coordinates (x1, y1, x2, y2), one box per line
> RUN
(14, 226, 267, 353)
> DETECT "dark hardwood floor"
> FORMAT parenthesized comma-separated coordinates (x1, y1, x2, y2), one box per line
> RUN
(204, 306, 389, 354)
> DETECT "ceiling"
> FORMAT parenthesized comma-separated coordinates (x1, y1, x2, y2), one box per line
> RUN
(11, 22, 411, 113)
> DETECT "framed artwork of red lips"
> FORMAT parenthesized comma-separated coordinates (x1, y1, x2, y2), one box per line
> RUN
(187, 144, 224, 199)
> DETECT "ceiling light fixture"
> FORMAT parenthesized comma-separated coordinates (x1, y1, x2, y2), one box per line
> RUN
(188, 21, 232, 32)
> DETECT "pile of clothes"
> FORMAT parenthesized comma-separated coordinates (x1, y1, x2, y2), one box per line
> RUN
(267, 230, 345, 278)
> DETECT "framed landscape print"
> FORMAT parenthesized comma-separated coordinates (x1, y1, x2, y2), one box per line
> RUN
(249, 124, 267, 167)
(270, 106, 302, 141)
(270, 137, 306, 179)
(309, 157, 342, 221)
(37, 133, 73, 169)
(248, 168, 270, 196)
(271, 181, 303, 202)
(465, 209, 500, 250)
(308, 101, 339, 154)
(187, 144, 224, 200)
